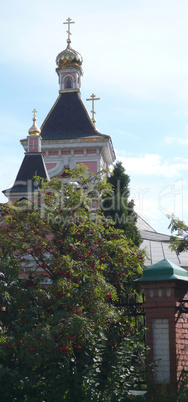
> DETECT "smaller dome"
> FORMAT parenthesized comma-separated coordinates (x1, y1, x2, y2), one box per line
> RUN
(28, 109, 41, 136)
(56, 43, 83, 68)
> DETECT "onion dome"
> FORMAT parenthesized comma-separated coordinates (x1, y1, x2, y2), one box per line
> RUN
(56, 19, 83, 92)
(56, 42, 83, 69)
(56, 18, 83, 69)
(28, 109, 41, 135)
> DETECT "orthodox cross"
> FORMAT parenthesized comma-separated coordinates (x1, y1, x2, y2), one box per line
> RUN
(63, 17, 75, 44)
(32, 108, 37, 121)
(86, 93, 100, 126)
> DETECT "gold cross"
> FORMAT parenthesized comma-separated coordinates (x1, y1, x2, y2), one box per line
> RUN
(63, 17, 75, 44)
(86, 94, 100, 126)
(32, 108, 37, 120)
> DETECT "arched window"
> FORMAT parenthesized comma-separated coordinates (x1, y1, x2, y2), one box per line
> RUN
(65, 77, 72, 89)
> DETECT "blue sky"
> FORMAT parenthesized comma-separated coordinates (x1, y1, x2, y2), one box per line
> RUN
(1, 0, 188, 234)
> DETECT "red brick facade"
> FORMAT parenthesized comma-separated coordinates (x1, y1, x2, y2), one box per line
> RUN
(141, 280, 188, 394)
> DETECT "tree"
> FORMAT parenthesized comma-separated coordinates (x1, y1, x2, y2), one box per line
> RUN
(168, 214, 188, 253)
(102, 161, 142, 246)
(0, 165, 146, 401)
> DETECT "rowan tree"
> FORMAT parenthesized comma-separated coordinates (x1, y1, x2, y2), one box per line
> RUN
(0, 165, 146, 401)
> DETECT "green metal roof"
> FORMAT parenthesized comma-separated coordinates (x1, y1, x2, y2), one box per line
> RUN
(136, 258, 188, 282)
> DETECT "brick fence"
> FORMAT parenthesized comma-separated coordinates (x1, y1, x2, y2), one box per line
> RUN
(136, 258, 188, 395)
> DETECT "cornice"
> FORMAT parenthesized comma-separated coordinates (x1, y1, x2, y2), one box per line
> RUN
(59, 89, 80, 94)
(21, 136, 109, 146)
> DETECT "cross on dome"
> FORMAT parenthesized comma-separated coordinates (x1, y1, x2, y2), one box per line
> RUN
(63, 17, 75, 46)
(32, 108, 37, 121)
(86, 93, 100, 126)
(28, 109, 41, 136)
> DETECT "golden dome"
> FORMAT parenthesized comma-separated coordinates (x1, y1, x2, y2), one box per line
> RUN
(56, 43, 83, 69)
(28, 109, 41, 136)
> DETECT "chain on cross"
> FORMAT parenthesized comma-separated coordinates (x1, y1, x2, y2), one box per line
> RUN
(63, 17, 75, 45)
(86, 93, 100, 126)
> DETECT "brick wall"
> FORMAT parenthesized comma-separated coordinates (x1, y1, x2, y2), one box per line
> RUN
(175, 294, 188, 383)
(141, 280, 188, 393)
(142, 281, 184, 393)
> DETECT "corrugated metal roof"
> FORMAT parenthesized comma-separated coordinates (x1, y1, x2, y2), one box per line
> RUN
(137, 216, 156, 232)
(140, 230, 170, 242)
(138, 215, 188, 268)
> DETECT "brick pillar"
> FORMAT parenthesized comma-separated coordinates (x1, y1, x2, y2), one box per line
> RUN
(175, 283, 188, 386)
(143, 281, 178, 393)
(136, 259, 188, 395)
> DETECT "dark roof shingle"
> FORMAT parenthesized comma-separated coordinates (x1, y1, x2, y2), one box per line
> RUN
(3, 153, 49, 194)
(40, 92, 107, 140)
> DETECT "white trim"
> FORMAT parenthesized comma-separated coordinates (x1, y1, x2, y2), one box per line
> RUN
(152, 318, 170, 384)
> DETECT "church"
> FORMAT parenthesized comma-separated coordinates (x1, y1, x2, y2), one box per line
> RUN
(3, 18, 114, 200)
(2, 18, 187, 269)
(2, 19, 188, 395)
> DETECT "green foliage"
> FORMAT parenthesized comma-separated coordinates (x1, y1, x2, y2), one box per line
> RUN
(103, 161, 142, 246)
(168, 214, 188, 254)
(145, 377, 176, 402)
(177, 375, 188, 402)
(0, 165, 146, 401)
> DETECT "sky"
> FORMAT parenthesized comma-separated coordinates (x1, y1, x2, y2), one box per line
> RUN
(1, 0, 188, 235)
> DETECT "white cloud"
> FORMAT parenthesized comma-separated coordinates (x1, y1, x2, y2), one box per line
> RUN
(116, 153, 188, 178)
(114, 151, 188, 233)
(165, 137, 188, 145)
(165, 123, 188, 146)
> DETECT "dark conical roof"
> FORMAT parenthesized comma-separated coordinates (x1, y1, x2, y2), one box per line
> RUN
(40, 92, 108, 140)
(3, 153, 49, 195)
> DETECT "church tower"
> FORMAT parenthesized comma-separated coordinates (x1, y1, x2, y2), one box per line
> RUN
(20, 18, 115, 178)
(56, 17, 83, 93)
(3, 19, 115, 200)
